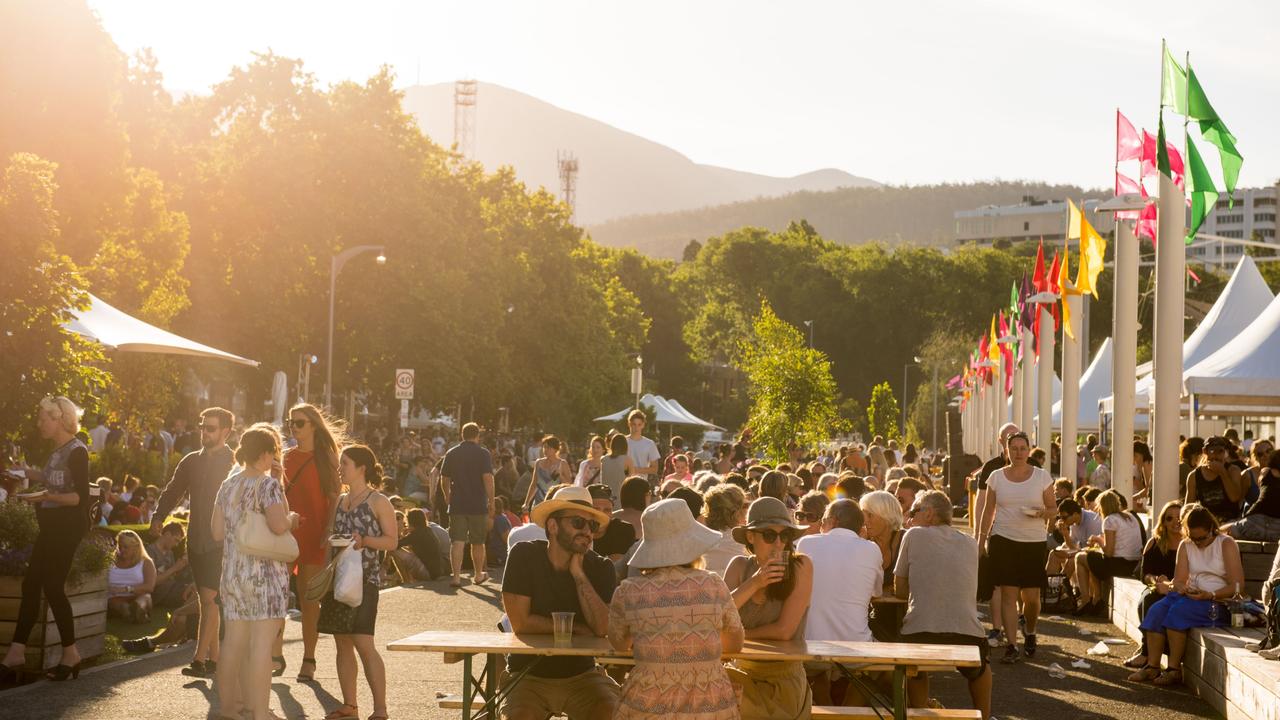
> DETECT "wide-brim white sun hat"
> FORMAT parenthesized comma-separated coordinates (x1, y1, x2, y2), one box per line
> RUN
(629, 498, 725, 569)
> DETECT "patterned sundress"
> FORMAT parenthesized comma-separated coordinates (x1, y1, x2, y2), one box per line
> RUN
(334, 491, 384, 586)
(216, 469, 291, 621)
(608, 566, 742, 720)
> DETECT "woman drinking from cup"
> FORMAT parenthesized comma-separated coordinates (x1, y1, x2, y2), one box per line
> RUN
(724, 497, 813, 719)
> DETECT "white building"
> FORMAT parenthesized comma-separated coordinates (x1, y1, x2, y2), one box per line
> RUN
(954, 196, 1114, 246)
(1192, 185, 1279, 265)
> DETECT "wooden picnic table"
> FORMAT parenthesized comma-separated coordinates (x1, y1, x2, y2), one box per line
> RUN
(388, 630, 980, 720)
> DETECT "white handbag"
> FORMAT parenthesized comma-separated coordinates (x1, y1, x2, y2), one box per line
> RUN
(236, 475, 300, 563)
(334, 544, 365, 607)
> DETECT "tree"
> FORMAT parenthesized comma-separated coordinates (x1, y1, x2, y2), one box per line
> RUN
(736, 300, 842, 463)
(0, 153, 109, 438)
(867, 381, 899, 441)
(681, 239, 702, 263)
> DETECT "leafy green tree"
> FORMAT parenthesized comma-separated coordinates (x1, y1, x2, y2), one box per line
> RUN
(0, 153, 109, 438)
(736, 300, 842, 463)
(867, 381, 899, 441)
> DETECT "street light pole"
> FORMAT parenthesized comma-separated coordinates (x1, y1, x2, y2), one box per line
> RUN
(326, 245, 386, 410)
(930, 364, 939, 452)
(803, 320, 813, 349)
(902, 358, 920, 438)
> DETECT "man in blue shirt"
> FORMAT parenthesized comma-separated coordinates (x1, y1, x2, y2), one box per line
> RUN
(441, 422, 495, 587)
(1048, 498, 1103, 610)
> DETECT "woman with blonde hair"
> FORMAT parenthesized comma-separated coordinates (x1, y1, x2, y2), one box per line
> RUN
(860, 490, 906, 640)
(1124, 500, 1184, 668)
(867, 446, 889, 485)
(1074, 490, 1143, 615)
(1, 397, 93, 684)
(107, 530, 157, 623)
(212, 423, 298, 720)
(283, 403, 343, 681)
(701, 484, 748, 577)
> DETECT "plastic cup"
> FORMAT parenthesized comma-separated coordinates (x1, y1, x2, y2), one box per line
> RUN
(552, 612, 574, 645)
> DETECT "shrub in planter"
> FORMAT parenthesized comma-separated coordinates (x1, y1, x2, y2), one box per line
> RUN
(0, 502, 115, 583)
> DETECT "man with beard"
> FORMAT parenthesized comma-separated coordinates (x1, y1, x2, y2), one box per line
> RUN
(501, 485, 619, 720)
(151, 407, 235, 679)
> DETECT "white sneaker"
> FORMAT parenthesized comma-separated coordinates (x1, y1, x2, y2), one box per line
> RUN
(1259, 645, 1280, 660)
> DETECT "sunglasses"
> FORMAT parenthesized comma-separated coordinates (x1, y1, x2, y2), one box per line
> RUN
(554, 515, 600, 533)
(751, 529, 793, 544)
(795, 512, 822, 523)
(291, 418, 309, 429)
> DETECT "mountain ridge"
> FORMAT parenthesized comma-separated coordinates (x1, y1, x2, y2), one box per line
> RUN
(400, 81, 879, 224)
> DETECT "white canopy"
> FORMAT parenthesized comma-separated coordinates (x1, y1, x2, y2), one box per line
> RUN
(66, 292, 259, 367)
(1101, 256, 1273, 414)
(594, 393, 725, 430)
(1050, 338, 1112, 431)
(1183, 292, 1280, 410)
(1012, 372, 1062, 422)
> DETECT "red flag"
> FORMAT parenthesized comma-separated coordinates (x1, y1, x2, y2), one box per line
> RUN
(1032, 240, 1047, 292)
(1047, 251, 1062, 330)
(1116, 110, 1142, 162)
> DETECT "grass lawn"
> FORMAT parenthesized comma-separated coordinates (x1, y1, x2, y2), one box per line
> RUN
(99, 609, 173, 666)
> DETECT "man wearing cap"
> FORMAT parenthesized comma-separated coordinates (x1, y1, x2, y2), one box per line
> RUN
(501, 485, 620, 720)
(1186, 435, 1247, 522)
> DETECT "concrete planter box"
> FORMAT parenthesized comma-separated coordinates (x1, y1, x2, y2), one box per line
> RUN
(0, 571, 108, 670)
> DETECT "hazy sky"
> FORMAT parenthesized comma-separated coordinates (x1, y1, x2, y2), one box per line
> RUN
(90, 0, 1279, 189)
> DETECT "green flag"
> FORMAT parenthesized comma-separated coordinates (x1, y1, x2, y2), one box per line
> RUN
(1161, 42, 1187, 113)
(1185, 138, 1219, 244)
(1187, 64, 1243, 201)
(1157, 113, 1172, 179)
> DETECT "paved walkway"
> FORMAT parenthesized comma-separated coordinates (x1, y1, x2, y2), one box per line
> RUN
(0, 574, 1224, 719)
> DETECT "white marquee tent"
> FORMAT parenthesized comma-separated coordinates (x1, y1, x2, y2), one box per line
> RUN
(1051, 337, 1113, 432)
(594, 393, 725, 430)
(1100, 255, 1272, 417)
(66, 293, 259, 367)
(1184, 292, 1280, 412)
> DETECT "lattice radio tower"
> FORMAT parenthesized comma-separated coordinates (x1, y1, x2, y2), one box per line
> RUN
(557, 150, 579, 222)
(453, 79, 477, 161)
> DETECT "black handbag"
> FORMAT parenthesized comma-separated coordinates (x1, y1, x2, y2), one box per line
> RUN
(317, 589, 357, 635)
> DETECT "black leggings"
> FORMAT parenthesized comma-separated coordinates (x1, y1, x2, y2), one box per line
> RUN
(13, 510, 87, 648)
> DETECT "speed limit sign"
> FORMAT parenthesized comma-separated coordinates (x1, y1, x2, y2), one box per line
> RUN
(394, 369, 414, 399)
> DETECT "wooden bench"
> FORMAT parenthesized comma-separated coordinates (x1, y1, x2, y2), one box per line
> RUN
(439, 697, 983, 718)
(811, 707, 981, 719)
(1111, 574, 1279, 720)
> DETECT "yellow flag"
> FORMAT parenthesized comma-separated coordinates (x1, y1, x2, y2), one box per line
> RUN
(988, 315, 1000, 361)
(1067, 199, 1083, 240)
(1060, 250, 1075, 341)
(1078, 208, 1107, 299)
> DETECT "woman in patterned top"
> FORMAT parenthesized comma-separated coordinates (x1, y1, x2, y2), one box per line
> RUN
(609, 498, 744, 720)
(211, 423, 298, 720)
(325, 445, 397, 720)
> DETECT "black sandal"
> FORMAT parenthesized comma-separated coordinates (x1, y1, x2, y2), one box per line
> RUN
(271, 656, 287, 677)
(297, 657, 317, 682)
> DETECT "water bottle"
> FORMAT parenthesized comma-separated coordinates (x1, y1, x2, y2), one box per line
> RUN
(1230, 583, 1246, 628)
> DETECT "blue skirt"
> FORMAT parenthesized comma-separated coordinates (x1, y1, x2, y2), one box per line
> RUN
(1139, 591, 1227, 633)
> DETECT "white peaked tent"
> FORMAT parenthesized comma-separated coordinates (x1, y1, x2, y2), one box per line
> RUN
(66, 293, 259, 367)
(1051, 338, 1112, 431)
(1184, 292, 1280, 412)
(1101, 255, 1273, 414)
(594, 393, 725, 430)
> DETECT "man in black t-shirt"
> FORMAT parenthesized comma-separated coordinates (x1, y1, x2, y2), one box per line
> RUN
(501, 485, 620, 720)
(586, 484, 635, 561)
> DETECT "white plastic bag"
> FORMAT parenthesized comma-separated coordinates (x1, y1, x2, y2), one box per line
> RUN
(1086, 640, 1110, 656)
(334, 545, 364, 608)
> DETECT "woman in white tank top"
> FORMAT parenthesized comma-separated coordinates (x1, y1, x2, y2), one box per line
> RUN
(976, 432, 1055, 664)
(1129, 504, 1244, 687)
(106, 530, 157, 623)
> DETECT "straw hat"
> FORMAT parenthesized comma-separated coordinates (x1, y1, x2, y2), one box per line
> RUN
(628, 499, 724, 569)
(529, 486, 611, 530)
(731, 496, 804, 545)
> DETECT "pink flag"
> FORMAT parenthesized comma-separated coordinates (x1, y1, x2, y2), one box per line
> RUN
(1188, 267, 1201, 284)
(1115, 172, 1144, 219)
(1140, 130, 1185, 189)
(1116, 110, 1142, 162)
(1137, 203, 1157, 243)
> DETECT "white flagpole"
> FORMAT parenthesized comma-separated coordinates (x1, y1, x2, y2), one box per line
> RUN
(1061, 285, 1082, 485)
(1020, 327, 1035, 436)
(1152, 172, 1186, 510)
(1111, 219, 1139, 503)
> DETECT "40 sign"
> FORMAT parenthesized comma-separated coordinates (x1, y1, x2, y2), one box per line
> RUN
(394, 369, 415, 400)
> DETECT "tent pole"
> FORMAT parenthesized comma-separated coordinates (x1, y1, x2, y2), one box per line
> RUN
(1112, 220, 1138, 504)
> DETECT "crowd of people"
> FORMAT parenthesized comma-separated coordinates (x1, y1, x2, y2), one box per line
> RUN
(2, 396, 1279, 720)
